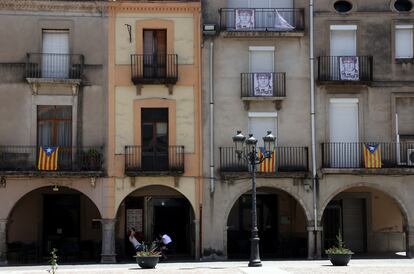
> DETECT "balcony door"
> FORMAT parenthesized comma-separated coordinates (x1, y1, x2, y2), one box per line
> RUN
(42, 30, 69, 78)
(329, 99, 359, 168)
(37, 106, 72, 169)
(143, 29, 167, 79)
(330, 25, 357, 56)
(141, 108, 168, 171)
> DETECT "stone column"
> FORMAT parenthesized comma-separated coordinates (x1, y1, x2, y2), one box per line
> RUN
(98, 219, 116, 263)
(315, 226, 323, 259)
(194, 219, 200, 260)
(406, 225, 414, 258)
(306, 226, 315, 259)
(0, 219, 7, 265)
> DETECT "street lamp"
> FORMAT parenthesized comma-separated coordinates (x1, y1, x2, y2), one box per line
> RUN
(232, 130, 276, 267)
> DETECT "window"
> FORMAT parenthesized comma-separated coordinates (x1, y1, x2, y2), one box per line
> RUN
(37, 106, 72, 148)
(248, 112, 277, 147)
(395, 25, 413, 59)
(141, 108, 168, 171)
(42, 30, 69, 78)
(394, 0, 413, 12)
(330, 25, 357, 56)
(333, 1, 353, 13)
(143, 29, 167, 78)
(249, 46, 275, 72)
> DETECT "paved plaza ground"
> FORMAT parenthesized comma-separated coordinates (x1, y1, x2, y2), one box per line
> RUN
(1, 259, 414, 274)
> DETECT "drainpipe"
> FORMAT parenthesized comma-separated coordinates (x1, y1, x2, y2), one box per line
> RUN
(209, 41, 215, 194)
(309, 0, 319, 255)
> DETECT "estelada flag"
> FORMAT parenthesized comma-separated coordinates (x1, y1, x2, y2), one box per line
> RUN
(258, 147, 276, 173)
(363, 144, 381, 168)
(38, 146, 59, 171)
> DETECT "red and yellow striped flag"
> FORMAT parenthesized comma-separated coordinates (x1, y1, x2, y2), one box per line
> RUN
(363, 144, 381, 168)
(258, 147, 276, 173)
(38, 146, 59, 171)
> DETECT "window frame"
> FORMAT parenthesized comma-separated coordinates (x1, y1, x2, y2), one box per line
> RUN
(394, 24, 414, 60)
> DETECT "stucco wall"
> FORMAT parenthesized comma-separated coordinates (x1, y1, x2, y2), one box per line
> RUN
(115, 14, 194, 65)
(115, 86, 195, 153)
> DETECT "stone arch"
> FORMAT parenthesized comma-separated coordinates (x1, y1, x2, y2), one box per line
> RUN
(319, 182, 411, 225)
(224, 183, 312, 226)
(3, 182, 103, 220)
(114, 183, 197, 218)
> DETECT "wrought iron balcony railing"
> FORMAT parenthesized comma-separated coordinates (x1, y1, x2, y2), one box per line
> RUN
(131, 54, 178, 85)
(219, 8, 305, 32)
(317, 56, 373, 82)
(26, 53, 84, 79)
(321, 142, 414, 168)
(125, 145, 184, 174)
(241, 72, 286, 98)
(219, 146, 308, 173)
(0, 146, 103, 172)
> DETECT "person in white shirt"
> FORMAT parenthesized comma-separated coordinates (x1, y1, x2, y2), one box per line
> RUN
(128, 228, 143, 251)
(157, 233, 172, 259)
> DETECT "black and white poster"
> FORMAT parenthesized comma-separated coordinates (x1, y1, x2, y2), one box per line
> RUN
(254, 73, 273, 96)
(339, 56, 359, 81)
(235, 9, 255, 30)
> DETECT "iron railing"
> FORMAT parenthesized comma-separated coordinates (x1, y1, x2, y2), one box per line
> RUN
(241, 72, 286, 98)
(0, 146, 103, 172)
(321, 142, 414, 168)
(219, 146, 308, 172)
(317, 56, 373, 82)
(131, 54, 178, 85)
(125, 145, 184, 173)
(219, 8, 305, 31)
(26, 53, 84, 79)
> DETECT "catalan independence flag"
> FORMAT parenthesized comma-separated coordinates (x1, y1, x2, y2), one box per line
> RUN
(38, 146, 59, 171)
(258, 147, 276, 173)
(363, 144, 381, 168)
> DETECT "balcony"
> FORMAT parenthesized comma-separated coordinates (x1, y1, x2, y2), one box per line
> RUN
(125, 145, 184, 176)
(0, 146, 104, 176)
(219, 146, 308, 179)
(317, 56, 373, 84)
(321, 142, 414, 174)
(241, 72, 286, 109)
(131, 54, 178, 92)
(219, 8, 305, 38)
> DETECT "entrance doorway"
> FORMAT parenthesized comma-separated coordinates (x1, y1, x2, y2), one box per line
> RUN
(227, 189, 307, 259)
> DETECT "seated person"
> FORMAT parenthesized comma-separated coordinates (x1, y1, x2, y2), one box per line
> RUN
(157, 233, 172, 259)
(128, 228, 143, 252)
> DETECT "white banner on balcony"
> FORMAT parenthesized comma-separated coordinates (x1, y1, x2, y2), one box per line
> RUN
(273, 10, 294, 31)
(254, 72, 273, 96)
(339, 56, 360, 81)
(235, 9, 255, 30)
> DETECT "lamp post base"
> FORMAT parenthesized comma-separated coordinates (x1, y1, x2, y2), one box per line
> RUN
(248, 236, 262, 267)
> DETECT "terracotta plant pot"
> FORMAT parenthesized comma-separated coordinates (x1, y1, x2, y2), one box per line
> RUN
(135, 255, 160, 269)
(328, 254, 352, 266)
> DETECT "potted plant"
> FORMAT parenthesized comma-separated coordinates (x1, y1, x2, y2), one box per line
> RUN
(134, 242, 161, 269)
(84, 148, 101, 171)
(325, 232, 354, 266)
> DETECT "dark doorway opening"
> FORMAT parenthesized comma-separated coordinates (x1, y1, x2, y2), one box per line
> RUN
(43, 194, 80, 261)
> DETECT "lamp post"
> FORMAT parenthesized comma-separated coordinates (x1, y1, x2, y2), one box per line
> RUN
(232, 130, 276, 267)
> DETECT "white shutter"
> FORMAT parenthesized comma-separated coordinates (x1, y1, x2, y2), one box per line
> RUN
(248, 112, 277, 147)
(270, 0, 293, 8)
(330, 26, 357, 56)
(42, 30, 69, 78)
(249, 47, 274, 72)
(329, 99, 359, 168)
(228, 0, 248, 8)
(395, 25, 413, 58)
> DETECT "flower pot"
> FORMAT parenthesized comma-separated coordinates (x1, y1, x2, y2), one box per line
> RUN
(328, 254, 352, 266)
(136, 256, 160, 269)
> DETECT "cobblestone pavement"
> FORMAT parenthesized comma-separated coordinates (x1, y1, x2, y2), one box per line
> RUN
(0, 259, 414, 274)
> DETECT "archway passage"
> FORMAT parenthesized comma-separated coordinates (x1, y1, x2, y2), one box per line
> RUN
(115, 185, 195, 261)
(322, 186, 407, 257)
(7, 186, 102, 264)
(227, 188, 308, 259)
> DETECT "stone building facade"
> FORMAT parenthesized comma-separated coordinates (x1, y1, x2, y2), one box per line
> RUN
(0, 0, 108, 265)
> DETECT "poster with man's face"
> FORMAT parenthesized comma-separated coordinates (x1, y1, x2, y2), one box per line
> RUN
(235, 9, 255, 30)
(254, 73, 273, 96)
